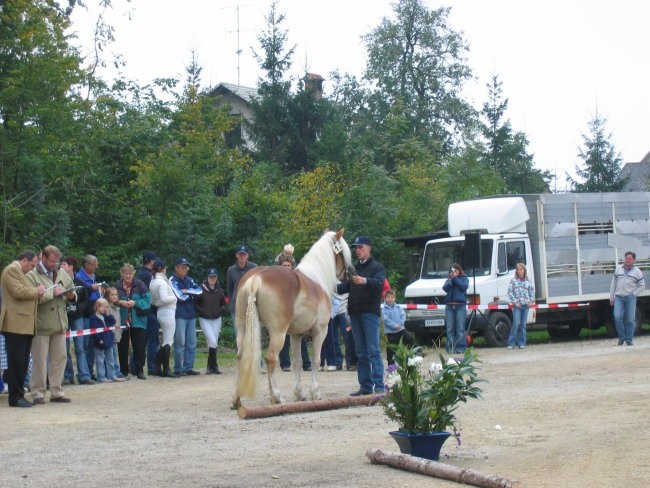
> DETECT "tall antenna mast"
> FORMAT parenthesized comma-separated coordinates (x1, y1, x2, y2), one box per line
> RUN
(236, 5, 242, 86)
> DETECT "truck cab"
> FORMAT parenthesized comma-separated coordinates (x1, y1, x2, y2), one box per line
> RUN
(405, 197, 533, 347)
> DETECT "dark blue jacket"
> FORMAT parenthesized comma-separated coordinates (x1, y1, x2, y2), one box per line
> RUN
(90, 313, 116, 350)
(442, 275, 469, 304)
(170, 274, 201, 320)
(337, 256, 385, 316)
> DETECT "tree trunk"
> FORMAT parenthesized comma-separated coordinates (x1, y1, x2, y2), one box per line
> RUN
(237, 395, 381, 419)
(366, 448, 523, 488)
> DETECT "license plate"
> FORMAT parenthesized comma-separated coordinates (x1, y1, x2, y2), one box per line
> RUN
(425, 319, 445, 327)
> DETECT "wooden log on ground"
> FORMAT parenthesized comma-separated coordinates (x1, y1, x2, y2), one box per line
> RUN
(366, 448, 523, 488)
(238, 394, 381, 419)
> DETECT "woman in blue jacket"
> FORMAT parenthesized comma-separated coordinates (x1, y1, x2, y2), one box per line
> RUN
(442, 263, 469, 354)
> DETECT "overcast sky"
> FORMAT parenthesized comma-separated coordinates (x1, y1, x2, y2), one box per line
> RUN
(71, 0, 650, 188)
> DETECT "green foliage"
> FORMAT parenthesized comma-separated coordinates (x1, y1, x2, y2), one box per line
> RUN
(363, 1, 474, 161)
(381, 342, 484, 434)
(568, 114, 627, 192)
(480, 75, 550, 193)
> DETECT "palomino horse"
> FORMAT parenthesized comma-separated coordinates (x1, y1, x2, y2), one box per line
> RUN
(231, 229, 352, 408)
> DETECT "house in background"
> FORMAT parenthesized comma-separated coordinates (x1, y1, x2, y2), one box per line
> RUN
(207, 73, 325, 151)
(207, 82, 257, 149)
(621, 150, 650, 191)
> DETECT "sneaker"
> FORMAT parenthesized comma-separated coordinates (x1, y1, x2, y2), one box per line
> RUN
(318, 366, 325, 372)
(281, 367, 291, 372)
(326, 365, 337, 371)
(518, 345, 527, 349)
(626, 342, 633, 346)
(62, 378, 73, 386)
(506, 346, 514, 349)
(185, 370, 200, 376)
(617, 339, 625, 345)
(336, 365, 343, 371)
(79, 379, 96, 385)
(347, 365, 357, 372)
(113, 377, 127, 382)
(99, 378, 112, 383)
(136, 373, 147, 380)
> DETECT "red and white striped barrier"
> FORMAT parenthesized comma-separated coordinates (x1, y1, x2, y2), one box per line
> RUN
(66, 325, 126, 338)
(400, 302, 589, 311)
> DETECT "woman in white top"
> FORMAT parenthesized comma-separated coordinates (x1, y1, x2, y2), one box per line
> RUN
(149, 259, 178, 378)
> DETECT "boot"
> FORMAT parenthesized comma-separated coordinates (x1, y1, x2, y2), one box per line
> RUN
(160, 345, 179, 378)
(213, 348, 221, 375)
(207, 347, 217, 374)
(153, 347, 163, 376)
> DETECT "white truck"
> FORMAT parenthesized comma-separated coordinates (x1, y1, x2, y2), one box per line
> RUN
(404, 193, 650, 346)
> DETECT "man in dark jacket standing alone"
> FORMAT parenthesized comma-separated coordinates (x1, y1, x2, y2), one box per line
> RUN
(337, 236, 385, 396)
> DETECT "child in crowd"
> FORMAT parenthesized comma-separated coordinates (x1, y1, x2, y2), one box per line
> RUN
(90, 298, 123, 383)
(381, 289, 416, 366)
(105, 287, 127, 381)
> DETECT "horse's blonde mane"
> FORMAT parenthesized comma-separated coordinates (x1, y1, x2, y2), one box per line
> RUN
(296, 230, 351, 293)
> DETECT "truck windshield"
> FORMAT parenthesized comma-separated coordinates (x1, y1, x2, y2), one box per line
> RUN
(421, 239, 493, 279)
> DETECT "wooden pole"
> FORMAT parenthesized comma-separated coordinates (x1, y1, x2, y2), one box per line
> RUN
(237, 394, 381, 419)
(366, 448, 523, 488)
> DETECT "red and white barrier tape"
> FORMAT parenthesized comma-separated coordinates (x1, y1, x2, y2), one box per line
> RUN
(66, 325, 127, 338)
(400, 302, 589, 311)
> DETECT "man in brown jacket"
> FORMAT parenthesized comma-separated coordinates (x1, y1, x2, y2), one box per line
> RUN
(0, 251, 45, 408)
(28, 245, 76, 404)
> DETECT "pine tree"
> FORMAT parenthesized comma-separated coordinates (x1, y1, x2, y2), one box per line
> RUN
(569, 114, 626, 192)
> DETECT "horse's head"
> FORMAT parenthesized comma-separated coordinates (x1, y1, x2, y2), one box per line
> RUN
(331, 228, 352, 282)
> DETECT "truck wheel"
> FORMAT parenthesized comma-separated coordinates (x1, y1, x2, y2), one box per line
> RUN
(547, 322, 582, 340)
(484, 312, 511, 347)
(604, 303, 643, 337)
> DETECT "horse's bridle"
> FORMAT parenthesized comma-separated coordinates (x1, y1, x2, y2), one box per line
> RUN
(332, 239, 349, 282)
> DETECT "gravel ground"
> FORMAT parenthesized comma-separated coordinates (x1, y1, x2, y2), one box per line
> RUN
(2, 334, 649, 487)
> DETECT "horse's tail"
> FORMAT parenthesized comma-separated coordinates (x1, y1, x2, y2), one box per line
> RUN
(234, 275, 262, 400)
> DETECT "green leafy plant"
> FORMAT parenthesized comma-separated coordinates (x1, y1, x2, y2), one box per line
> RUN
(381, 342, 484, 434)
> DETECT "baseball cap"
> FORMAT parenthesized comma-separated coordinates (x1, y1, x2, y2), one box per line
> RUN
(206, 268, 218, 277)
(175, 257, 191, 267)
(351, 236, 372, 247)
(143, 250, 157, 263)
(236, 245, 250, 255)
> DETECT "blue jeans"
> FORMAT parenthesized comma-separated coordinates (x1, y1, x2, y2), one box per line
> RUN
(279, 335, 311, 369)
(71, 317, 92, 382)
(83, 317, 95, 378)
(508, 305, 529, 347)
(174, 317, 197, 373)
(330, 313, 348, 368)
(445, 304, 467, 353)
(145, 312, 160, 374)
(112, 344, 124, 378)
(94, 347, 115, 381)
(614, 294, 637, 344)
(350, 313, 384, 393)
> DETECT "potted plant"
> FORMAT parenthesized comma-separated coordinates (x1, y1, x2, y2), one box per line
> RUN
(381, 341, 484, 460)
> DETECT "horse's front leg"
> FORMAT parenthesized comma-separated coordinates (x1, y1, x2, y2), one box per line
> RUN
(290, 334, 306, 401)
(309, 331, 325, 401)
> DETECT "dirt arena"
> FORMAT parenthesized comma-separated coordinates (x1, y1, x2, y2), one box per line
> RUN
(2, 334, 649, 487)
